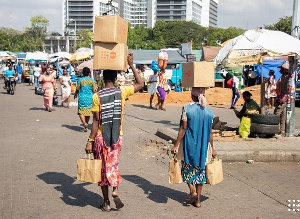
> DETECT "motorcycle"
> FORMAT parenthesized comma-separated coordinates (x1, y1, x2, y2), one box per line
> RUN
(6, 76, 15, 95)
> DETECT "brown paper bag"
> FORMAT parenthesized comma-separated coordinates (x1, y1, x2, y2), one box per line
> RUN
(205, 158, 223, 185)
(169, 156, 183, 184)
(77, 156, 102, 183)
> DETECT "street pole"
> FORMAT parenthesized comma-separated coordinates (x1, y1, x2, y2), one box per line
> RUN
(287, 0, 300, 136)
(74, 20, 77, 51)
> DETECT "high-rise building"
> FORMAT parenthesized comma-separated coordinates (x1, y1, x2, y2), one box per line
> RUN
(62, 0, 218, 33)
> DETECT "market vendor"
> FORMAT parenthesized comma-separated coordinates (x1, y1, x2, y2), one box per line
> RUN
(233, 91, 260, 118)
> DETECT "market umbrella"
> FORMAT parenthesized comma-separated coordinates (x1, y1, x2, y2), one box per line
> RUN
(49, 52, 71, 60)
(69, 51, 92, 62)
(75, 59, 93, 72)
(214, 28, 300, 68)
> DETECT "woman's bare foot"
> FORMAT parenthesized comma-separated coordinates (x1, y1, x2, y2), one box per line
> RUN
(186, 193, 197, 204)
(193, 200, 201, 208)
(100, 200, 111, 212)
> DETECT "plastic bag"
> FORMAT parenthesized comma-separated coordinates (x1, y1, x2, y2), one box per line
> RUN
(238, 116, 251, 139)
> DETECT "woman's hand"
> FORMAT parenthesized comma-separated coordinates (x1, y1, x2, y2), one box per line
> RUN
(171, 145, 179, 154)
(127, 51, 133, 66)
(212, 148, 217, 158)
(85, 142, 93, 154)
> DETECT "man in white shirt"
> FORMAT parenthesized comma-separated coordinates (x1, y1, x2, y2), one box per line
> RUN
(33, 63, 42, 88)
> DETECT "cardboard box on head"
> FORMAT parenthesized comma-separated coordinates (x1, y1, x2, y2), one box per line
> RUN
(94, 15, 128, 44)
(93, 43, 128, 71)
(182, 62, 215, 88)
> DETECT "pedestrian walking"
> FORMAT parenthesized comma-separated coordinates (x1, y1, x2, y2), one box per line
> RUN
(39, 68, 57, 112)
(34, 63, 42, 89)
(156, 70, 168, 110)
(171, 87, 216, 208)
(274, 63, 290, 134)
(230, 75, 240, 109)
(147, 70, 158, 108)
(16, 63, 23, 84)
(85, 51, 144, 212)
(74, 67, 97, 132)
(59, 69, 71, 108)
(29, 65, 34, 86)
(265, 70, 277, 109)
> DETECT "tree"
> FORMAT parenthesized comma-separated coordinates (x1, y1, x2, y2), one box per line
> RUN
(207, 27, 245, 46)
(75, 30, 92, 49)
(265, 16, 292, 35)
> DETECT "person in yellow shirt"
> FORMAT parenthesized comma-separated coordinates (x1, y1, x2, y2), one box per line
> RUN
(85, 51, 144, 212)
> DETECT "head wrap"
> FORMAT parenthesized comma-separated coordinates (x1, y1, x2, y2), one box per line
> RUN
(191, 87, 207, 107)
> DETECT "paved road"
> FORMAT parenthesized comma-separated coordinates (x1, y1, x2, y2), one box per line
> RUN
(0, 83, 299, 218)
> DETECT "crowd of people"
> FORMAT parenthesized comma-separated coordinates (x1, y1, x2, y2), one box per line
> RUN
(1, 53, 295, 212)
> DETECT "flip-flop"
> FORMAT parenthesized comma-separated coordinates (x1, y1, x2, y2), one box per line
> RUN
(113, 196, 124, 209)
(186, 193, 197, 205)
(100, 204, 111, 212)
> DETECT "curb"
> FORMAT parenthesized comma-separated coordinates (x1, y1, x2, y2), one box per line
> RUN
(155, 128, 300, 162)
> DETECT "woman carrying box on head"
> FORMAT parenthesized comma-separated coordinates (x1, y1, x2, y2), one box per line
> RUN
(85, 51, 144, 212)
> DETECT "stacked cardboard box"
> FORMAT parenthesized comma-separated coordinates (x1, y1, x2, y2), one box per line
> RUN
(181, 61, 215, 88)
(93, 16, 128, 71)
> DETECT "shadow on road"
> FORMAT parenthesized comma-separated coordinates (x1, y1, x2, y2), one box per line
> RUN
(122, 175, 208, 205)
(29, 107, 46, 111)
(37, 172, 103, 208)
(124, 114, 179, 128)
(62, 124, 83, 132)
(131, 104, 155, 110)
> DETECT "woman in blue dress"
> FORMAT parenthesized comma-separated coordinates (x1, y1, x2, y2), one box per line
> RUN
(74, 67, 97, 132)
(171, 87, 217, 208)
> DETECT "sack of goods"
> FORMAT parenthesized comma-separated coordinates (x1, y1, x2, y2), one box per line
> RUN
(93, 15, 129, 71)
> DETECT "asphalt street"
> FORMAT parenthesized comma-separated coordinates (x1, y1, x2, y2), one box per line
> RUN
(0, 82, 299, 218)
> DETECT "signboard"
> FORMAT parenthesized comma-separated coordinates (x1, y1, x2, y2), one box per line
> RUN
(181, 42, 192, 56)
(186, 54, 196, 62)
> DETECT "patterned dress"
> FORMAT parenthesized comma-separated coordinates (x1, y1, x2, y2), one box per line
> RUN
(76, 76, 97, 115)
(92, 85, 134, 187)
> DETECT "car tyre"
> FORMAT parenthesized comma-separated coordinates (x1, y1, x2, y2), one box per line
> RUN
(249, 114, 280, 125)
(250, 123, 279, 135)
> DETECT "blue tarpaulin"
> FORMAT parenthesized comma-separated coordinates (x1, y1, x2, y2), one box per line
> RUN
(255, 60, 285, 81)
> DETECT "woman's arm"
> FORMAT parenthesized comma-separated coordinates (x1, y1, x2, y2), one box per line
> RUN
(209, 131, 217, 158)
(128, 51, 144, 93)
(85, 111, 100, 154)
(171, 120, 187, 154)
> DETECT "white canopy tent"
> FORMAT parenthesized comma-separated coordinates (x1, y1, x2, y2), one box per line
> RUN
(214, 28, 300, 67)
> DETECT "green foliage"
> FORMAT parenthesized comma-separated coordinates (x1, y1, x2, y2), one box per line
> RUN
(207, 27, 245, 46)
(264, 16, 292, 34)
(75, 29, 92, 50)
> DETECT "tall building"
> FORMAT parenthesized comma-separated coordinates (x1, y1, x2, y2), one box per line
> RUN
(62, 0, 218, 33)
(201, 0, 218, 27)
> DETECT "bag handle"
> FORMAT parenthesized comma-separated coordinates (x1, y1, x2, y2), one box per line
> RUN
(85, 153, 93, 160)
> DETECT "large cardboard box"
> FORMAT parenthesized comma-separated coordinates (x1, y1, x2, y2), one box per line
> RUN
(93, 43, 128, 71)
(182, 62, 215, 87)
(94, 16, 128, 43)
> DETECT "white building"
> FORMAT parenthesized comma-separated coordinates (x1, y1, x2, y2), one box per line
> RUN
(62, 0, 218, 33)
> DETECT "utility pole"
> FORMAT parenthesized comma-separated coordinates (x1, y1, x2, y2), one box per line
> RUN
(287, 0, 300, 136)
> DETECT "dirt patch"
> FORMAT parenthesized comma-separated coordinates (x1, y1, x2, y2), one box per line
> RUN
(127, 85, 261, 106)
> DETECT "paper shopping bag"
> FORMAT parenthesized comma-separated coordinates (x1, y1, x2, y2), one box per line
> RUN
(169, 156, 183, 184)
(205, 158, 223, 185)
(77, 156, 102, 183)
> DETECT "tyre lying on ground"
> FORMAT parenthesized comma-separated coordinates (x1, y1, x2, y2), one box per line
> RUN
(250, 123, 279, 135)
(248, 114, 280, 125)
